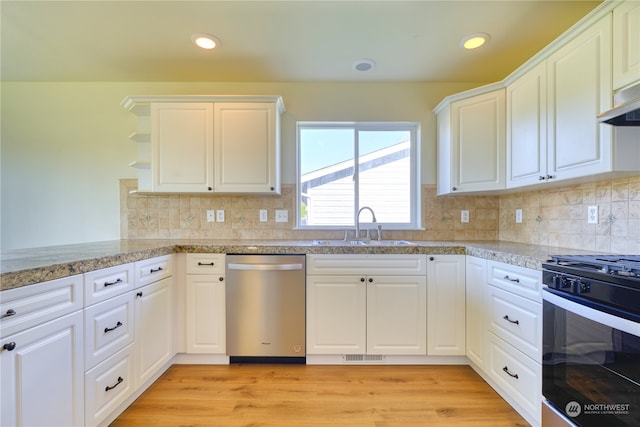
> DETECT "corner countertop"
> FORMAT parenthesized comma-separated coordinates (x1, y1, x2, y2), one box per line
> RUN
(0, 239, 599, 291)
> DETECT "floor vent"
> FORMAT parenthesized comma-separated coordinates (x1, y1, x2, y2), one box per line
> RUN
(343, 354, 385, 363)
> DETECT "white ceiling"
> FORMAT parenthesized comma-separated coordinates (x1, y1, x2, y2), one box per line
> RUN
(1, 0, 602, 83)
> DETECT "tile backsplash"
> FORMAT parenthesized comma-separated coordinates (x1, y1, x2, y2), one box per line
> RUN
(121, 176, 639, 253)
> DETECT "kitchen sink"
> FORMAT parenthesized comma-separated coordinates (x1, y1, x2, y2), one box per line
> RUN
(311, 239, 416, 246)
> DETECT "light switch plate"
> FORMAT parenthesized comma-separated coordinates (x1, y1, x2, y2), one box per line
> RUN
(461, 210, 469, 223)
(216, 210, 225, 222)
(259, 209, 268, 222)
(515, 209, 523, 224)
(206, 210, 215, 222)
(275, 210, 288, 223)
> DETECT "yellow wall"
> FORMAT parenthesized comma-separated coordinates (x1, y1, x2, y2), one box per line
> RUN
(1, 81, 477, 250)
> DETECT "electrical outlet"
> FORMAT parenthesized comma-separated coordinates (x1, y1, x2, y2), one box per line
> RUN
(275, 210, 288, 223)
(259, 209, 268, 222)
(216, 210, 225, 222)
(588, 205, 598, 224)
(206, 210, 215, 223)
(461, 210, 469, 223)
(515, 209, 523, 224)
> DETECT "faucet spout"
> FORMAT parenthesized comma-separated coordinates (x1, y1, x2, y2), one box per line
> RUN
(355, 206, 377, 239)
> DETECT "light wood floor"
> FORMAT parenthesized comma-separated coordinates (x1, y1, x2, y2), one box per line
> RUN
(110, 364, 530, 427)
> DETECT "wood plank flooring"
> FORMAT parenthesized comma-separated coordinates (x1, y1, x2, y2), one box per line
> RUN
(110, 364, 530, 427)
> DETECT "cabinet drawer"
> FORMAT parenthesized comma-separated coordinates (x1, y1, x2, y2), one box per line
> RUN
(134, 255, 173, 288)
(85, 343, 135, 427)
(488, 285, 541, 361)
(307, 254, 427, 276)
(487, 332, 541, 424)
(186, 253, 225, 274)
(84, 292, 135, 370)
(0, 275, 83, 338)
(84, 263, 135, 306)
(487, 261, 541, 302)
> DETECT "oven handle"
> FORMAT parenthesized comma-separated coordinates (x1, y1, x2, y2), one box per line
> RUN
(543, 288, 640, 336)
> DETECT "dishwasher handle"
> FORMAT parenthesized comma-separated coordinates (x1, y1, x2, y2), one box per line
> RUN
(227, 263, 304, 271)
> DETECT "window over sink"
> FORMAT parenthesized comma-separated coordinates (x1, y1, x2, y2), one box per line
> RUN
(296, 122, 420, 231)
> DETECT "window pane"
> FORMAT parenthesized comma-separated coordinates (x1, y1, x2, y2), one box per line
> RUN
(358, 130, 411, 223)
(300, 128, 355, 226)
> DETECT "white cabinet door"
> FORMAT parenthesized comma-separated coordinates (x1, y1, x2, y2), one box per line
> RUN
(506, 61, 548, 188)
(613, 0, 640, 90)
(547, 14, 612, 181)
(366, 275, 426, 355)
(134, 276, 174, 388)
(427, 255, 466, 356)
(214, 102, 280, 194)
(185, 274, 226, 354)
(1, 311, 84, 427)
(306, 275, 366, 355)
(444, 89, 505, 194)
(151, 103, 214, 193)
(465, 256, 487, 369)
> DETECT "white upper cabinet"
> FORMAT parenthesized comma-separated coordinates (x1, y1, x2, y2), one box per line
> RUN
(506, 62, 548, 188)
(436, 87, 506, 195)
(213, 102, 280, 194)
(122, 95, 284, 194)
(151, 103, 214, 193)
(613, 0, 640, 90)
(546, 14, 613, 181)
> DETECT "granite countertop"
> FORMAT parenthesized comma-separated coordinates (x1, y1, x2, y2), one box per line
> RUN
(0, 239, 599, 291)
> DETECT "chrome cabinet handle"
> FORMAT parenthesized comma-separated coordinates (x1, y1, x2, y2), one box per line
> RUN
(503, 366, 519, 379)
(503, 275, 520, 283)
(103, 278, 123, 287)
(1, 309, 16, 319)
(503, 315, 520, 325)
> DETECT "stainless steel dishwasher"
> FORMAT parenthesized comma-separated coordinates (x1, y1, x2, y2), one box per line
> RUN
(226, 254, 306, 363)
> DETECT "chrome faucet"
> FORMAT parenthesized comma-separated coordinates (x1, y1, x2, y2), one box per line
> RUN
(355, 206, 377, 239)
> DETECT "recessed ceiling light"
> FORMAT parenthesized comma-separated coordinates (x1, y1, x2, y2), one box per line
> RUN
(191, 33, 220, 50)
(460, 33, 491, 50)
(353, 59, 376, 72)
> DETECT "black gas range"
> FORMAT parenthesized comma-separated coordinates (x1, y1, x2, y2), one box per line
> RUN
(542, 255, 640, 427)
(543, 255, 640, 321)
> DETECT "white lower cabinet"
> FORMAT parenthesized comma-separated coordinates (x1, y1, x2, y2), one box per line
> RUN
(134, 276, 174, 388)
(465, 256, 488, 369)
(306, 254, 427, 356)
(85, 343, 135, 426)
(1, 311, 84, 427)
(185, 254, 226, 354)
(474, 259, 543, 426)
(426, 255, 466, 356)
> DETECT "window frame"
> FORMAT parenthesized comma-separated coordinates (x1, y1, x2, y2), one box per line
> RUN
(295, 121, 421, 231)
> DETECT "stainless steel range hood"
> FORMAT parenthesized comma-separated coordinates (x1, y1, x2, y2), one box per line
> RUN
(598, 82, 640, 126)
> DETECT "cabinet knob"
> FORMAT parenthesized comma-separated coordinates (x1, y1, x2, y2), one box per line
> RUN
(3, 342, 16, 351)
(452, 187, 457, 191)
(219, 276, 224, 282)
(136, 292, 143, 297)
(368, 277, 373, 283)
(360, 277, 365, 282)
(207, 187, 213, 191)
(429, 256, 435, 261)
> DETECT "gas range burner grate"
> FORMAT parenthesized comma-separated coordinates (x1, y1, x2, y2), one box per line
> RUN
(550, 255, 640, 278)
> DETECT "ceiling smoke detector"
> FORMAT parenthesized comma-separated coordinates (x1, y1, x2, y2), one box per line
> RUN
(353, 59, 376, 72)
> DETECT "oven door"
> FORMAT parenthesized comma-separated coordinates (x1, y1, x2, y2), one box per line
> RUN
(543, 288, 640, 427)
